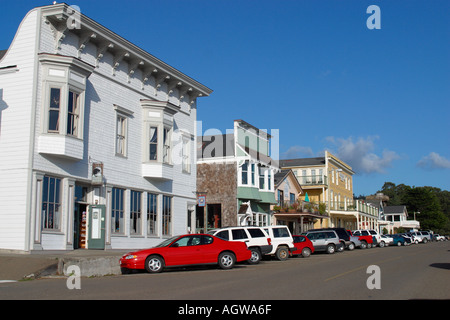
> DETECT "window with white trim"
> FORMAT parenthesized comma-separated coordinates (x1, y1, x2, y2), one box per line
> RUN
(147, 193, 158, 236)
(130, 190, 142, 235)
(39, 54, 93, 139)
(116, 114, 127, 156)
(162, 195, 172, 236)
(42, 176, 61, 231)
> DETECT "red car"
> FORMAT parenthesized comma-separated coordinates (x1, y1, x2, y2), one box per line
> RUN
(291, 235, 315, 257)
(119, 234, 251, 273)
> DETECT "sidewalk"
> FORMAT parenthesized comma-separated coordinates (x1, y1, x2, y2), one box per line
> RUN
(0, 249, 129, 281)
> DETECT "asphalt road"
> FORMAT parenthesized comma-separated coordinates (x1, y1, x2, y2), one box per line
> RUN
(0, 241, 449, 301)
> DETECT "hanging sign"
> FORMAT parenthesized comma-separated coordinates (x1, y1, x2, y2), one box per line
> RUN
(197, 195, 206, 207)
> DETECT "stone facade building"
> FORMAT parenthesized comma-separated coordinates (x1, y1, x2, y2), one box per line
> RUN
(196, 120, 279, 232)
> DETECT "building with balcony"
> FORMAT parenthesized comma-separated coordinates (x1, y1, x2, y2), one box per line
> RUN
(0, 4, 212, 252)
(197, 120, 279, 231)
(271, 169, 329, 234)
(280, 151, 380, 230)
(381, 206, 420, 232)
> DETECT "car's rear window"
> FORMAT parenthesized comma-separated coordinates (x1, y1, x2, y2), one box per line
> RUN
(248, 228, 266, 238)
(215, 230, 229, 241)
(231, 229, 248, 240)
(273, 227, 290, 238)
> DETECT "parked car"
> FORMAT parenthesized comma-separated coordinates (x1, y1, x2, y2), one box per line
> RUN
(263, 226, 296, 261)
(380, 235, 394, 246)
(315, 228, 353, 251)
(419, 231, 432, 242)
(119, 234, 251, 274)
(352, 230, 377, 248)
(301, 230, 344, 254)
(433, 234, 446, 241)
(209, 226, 272, 264)
(409, 231, 430, 244)
(402, 233, 415, 244)
(390, 234, 408, 246)
(292, 235, 314, 257)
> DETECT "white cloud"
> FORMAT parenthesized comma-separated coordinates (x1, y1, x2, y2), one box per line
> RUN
(417, 152, 450, 170)
(326, 136, 400, 174)
(281, 145, 314, 159)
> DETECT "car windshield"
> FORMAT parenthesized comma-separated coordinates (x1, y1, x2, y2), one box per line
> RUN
(153, 236, 179, 248)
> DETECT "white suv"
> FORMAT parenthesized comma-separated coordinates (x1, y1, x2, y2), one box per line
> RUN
(263, 226, 296, 261)
(209, 226, 272, 264)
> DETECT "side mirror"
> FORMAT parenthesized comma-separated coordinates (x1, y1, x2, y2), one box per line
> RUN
(171, 243, 179, 248)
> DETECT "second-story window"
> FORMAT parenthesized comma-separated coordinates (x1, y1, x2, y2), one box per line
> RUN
(48, 88, 61, 132)
(39, 54, 93, 140)
(67, 91, 80, 136)
(163, 127, 171, 164)
(241, 161, 249, 185)
(116, 114, 127, 156)
(149, 126, 158, 160)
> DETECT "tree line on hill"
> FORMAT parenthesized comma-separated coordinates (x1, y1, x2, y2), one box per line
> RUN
(375, 182, 450, 234)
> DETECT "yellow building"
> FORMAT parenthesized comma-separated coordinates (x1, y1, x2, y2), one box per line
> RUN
(280, 151, 378, 230)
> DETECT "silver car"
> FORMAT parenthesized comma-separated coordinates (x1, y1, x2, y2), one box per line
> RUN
(302, 230, 344, 254)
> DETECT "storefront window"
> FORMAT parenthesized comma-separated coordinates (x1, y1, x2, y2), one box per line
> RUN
(42, 176, 61, 231)
(111, 187, 125, 234)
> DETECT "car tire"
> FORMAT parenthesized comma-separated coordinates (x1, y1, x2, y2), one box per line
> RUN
(423, 238, 428, 244)
(360, 241, 367, 249)
(145, 255, 164, 273)
(218, 251, 235, 270)
(348, 242, 355, 251)
(275, 246, 289, 261)
(326, 244, 335, 254)
(379, 241, 385, 248)
(247, 248, 261, 264)
(301, 247, 312, 258)
(397, 241, 402, 246)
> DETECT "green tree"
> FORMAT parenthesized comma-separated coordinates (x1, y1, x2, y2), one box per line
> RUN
(377, 183, 449, 232)
(404, 187, 447, 230)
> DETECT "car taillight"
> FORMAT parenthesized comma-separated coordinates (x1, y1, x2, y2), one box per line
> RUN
(267, 238, 272, 245)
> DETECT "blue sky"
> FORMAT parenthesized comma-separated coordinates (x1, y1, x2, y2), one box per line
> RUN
(1, 0, 449, 196)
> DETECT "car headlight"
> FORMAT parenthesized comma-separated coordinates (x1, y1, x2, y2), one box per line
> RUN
(125, 254, 137, 260)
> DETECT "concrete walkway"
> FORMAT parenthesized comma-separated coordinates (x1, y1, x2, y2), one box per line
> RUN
(0, 249, 129, 281)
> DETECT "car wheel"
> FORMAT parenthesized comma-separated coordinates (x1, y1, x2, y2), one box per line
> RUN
(276, 247, 289, 261)
(218, 252, 235, 269)
(423, 238, 428, 244)
(145, 255, 164, 273)
(248, 248, 261, 264)
(348, 242, 355, 251)
(301, 247, 312, 258)
(379, 241, 385, 248)
(326, 244, 335, 254)
(397, 241, 402, 246)
(360, 241, 367, 249)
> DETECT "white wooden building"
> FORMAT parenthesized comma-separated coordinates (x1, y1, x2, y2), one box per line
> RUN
(0, 4, 212, 252)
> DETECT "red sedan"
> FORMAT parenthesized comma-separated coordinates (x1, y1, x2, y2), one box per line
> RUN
(291, 235, 315, 257)
(120, 234, 251, 273)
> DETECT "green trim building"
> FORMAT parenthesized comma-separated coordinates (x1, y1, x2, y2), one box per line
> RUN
(197, 120, 279, 230)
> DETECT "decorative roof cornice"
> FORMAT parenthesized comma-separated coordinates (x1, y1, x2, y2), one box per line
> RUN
(41, 3, 212, 99)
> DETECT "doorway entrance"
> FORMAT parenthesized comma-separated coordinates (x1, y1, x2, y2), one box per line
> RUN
(196, 203, 222, 233)
(74, 185, 88, 249)
(74, 202, 87, 249)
